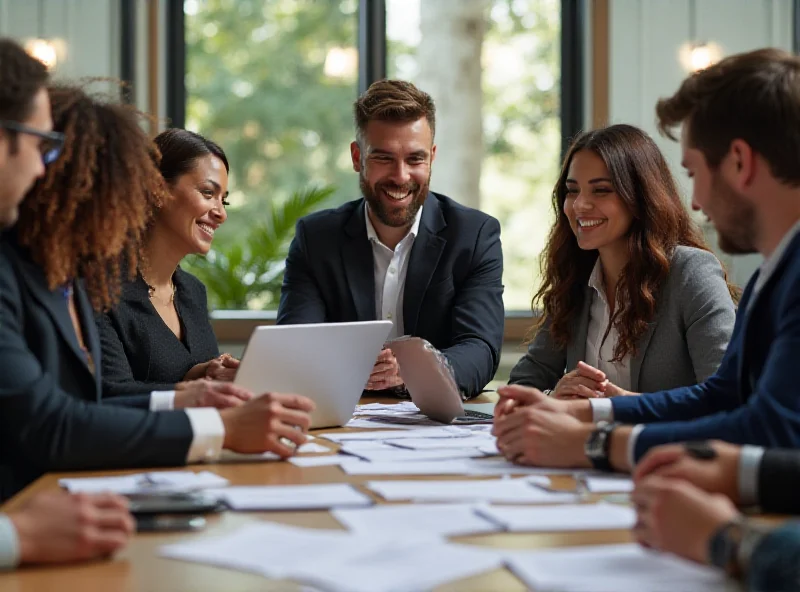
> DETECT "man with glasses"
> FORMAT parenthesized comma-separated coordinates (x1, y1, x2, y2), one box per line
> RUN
(0, 38, 134, 570)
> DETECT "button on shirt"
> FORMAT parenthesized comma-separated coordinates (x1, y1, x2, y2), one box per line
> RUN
(585, 259, 632, 392)
(366, 204, 423, 341)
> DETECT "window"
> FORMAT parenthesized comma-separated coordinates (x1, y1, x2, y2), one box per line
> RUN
(181, 0, 565, 312)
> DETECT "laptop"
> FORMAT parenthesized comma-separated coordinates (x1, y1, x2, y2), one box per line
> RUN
(234, 321, 393, 428)
(386, 336, 495, 424)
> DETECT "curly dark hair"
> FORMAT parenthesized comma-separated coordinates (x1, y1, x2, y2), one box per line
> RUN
(15, 83, 168, 311)
(0, 39, 49, 122)
(531, 124, 738, 362)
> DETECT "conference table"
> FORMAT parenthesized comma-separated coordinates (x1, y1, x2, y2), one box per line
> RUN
(0, 395, 635, 591)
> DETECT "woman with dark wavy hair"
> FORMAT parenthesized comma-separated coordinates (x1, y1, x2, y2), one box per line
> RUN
(509, 124, 737, 399)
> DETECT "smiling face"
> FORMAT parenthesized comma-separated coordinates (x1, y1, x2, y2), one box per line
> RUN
(156, 154, 229, 256)
(680, 124, 757, 254)
(351, 117, 436, 230)
(563, 149, 634, 254)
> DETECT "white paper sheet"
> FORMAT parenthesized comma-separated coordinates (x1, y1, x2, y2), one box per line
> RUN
(332, 503, 500, 537)
(339, 459, 475, 475)
(387, 436, 495, 450)
(333, 441, 397, 452)
(219, 442, 331, 463)
(506, 543, 730, 592)
(160, 522, 503, 592)
(319, 426, 472, 442)
(289, 454, 354, 467)
(366, 478, 569, 504)
(354, 402, 420, 413)
(59, 470, 229, 494)
(214, 484, 373, 510)
(477, 503, 636, 532)
(583, 475, 635, 493)
(465, 458, 598, 477)
(339, 446, 486, 463)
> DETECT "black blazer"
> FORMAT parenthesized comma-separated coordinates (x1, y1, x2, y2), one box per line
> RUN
(97, 268, 220, 399)
(277, 192, 505, 396)
(0, 236, 193, 501)
(759, 449, 800, 514)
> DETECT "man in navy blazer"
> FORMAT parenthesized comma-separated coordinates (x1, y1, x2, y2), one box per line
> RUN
(277, 80, 504, 397)
(491, 48, 800, 473)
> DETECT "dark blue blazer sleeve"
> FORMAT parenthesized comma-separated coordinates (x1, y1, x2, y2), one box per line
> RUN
(441, 216, 504, 396)
(277, 219, 327, 324)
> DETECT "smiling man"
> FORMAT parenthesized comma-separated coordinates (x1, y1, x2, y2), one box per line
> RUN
(278, 80, 504, 398)
(492, 48, 800, 482)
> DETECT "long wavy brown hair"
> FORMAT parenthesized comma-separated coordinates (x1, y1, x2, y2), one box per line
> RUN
(531, 124, 737, 361)
(15, 83, 168, 311)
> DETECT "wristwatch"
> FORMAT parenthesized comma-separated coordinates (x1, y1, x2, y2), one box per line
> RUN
(584, 421, 619, 472)
(708, 518, 770, 578)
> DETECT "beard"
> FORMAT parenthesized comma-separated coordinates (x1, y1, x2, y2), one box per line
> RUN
(360, 172, 429, 228)
(709, 173, 757, 255)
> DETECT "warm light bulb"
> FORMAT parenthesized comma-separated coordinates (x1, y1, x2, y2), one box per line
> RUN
(681, 42, 721, 73)
(25, 38, 58, 70)
(323, 47, 358, 80)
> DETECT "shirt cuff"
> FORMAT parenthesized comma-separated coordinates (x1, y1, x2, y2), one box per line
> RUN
(0, 514, 21, 569)
(737, 445, 765, 507)
(590, 398, 614, 423)
(627, 424, 645, 469)
(184, 408, 225, 463)
(149, 390, 176, 411)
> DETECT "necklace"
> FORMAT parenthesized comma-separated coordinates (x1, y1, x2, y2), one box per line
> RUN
(142, 274, 176, 306)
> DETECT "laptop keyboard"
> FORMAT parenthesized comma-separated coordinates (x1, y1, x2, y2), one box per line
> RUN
(463, 409, 493, 419)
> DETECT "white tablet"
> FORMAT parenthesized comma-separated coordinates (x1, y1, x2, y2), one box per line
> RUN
(235, 321, 393, 428)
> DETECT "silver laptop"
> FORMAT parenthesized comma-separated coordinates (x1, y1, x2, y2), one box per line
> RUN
(234, 321, 393, 428)
(387, 337, 495, 424)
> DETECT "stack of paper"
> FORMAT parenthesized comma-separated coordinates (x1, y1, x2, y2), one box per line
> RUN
(318, 426, 472, 442)
(211, 484, 373, 511)
(583, 475, 635, 493)
(160, 522, 504, 592)
(332, 503, 500, 537)
(387, 436, 495, 450)
(366, 478, 582, 504)
(59, 470, 229, 494)
(506, 543, 730, 591)
(339, 446, 486, 463)
(476, 503, 636, 532)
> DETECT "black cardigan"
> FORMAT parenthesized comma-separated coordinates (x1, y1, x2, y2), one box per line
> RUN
(96, 267, 220, 400)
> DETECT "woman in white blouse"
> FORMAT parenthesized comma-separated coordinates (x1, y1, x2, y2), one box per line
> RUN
(509, 124, 737, 399)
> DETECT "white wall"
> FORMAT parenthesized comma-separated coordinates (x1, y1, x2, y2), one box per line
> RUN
(608, 0, 793, 287)
(0, 0, 120, 83)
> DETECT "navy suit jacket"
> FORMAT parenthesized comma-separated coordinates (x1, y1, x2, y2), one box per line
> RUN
(277, 192, 505, 396)
(611, 230, 800, 461)
(0, 236, 193, 501)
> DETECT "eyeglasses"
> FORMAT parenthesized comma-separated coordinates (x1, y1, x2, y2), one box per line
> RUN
(0, 120, 65, 165)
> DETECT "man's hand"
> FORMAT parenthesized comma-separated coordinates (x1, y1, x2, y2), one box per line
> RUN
(220, 392, 315, 457)
(494, 384, 593, 422)
(633, 441, 742, 504)
(632, 475, 740, 565)
(205, 353, 240, 382)
(173, 379, 253, 410)
(365, 348, 403, 390)
(9, 492, 134, 565)
(493, 402, 593, 468)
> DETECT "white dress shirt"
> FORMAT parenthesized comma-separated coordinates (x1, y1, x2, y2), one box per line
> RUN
(365, 204, 423, 341)
(150, 391, 225, 463)
(590, 219, 800, 473)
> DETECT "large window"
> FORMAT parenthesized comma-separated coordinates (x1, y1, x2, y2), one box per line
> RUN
(182, 0, 566, 312)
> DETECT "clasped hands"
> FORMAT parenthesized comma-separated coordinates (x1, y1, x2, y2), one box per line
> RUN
(550, 361, 633, 400)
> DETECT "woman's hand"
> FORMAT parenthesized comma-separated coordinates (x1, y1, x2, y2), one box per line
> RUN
(183, 354, 240, 383)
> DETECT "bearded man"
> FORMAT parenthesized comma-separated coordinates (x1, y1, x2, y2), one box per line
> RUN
(277, 79, 504, 398)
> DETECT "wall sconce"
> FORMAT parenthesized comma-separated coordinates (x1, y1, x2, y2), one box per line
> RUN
(324, 47, 358, 80)
(25, 38, 59, 70)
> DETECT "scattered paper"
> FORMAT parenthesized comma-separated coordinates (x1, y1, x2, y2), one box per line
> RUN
(583, 475, 635, 493)
(465, 458, 597, 477)
(343, 418, 418, 429)
(340, 446, 486, 463)
(219, 442, 331, 463)
(289, 454, 354, 467)
(506, 543, 730, 592)
(332, 503, 500, 537)
(59, 470, 228, 494)
(319, 426, 471, 442)
(476, 503, 636, 532)
(213, 484, 373, 511)
(366, 478, 566, 504)
(340, 459, 475, 476)
(387, 436, 496, 450)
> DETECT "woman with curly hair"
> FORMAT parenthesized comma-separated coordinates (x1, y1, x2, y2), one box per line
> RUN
(0, 84, 314, 501)
(509, 124, 737, 400)
(97, 128, 240, 398)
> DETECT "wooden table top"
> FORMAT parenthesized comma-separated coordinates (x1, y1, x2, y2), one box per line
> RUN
(0, 396, 634, 591)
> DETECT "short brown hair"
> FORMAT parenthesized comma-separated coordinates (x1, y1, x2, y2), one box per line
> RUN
(0, 38, 49, 122)
(353, 79, 435, 143)
(656, 48, 800, 185)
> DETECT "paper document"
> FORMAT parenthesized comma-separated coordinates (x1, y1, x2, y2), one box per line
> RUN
(344, 418, 419, 429)
(319, 426, 471, 442)
(289, 454, 354, 467)
(477, 503, 636, 532)
(332, 503, 500, 537)
(59, 470, 228, 494)
(465, 458, 597, 477)
(160, 522, 503, 592)
(366, 478, 567, 504)
(219, 442, 331, 463)
(340, 446, 486, 463)
(213, 484, 373, 511)
(506, 543, 730, 592)
(387, 436, 496, 450)
(340, 459, 475, 476)
(354, 402, 420, 413)
(583, 475, 635, 493)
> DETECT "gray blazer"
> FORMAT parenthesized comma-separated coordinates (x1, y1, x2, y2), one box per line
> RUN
(509, 246, 736, 393)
